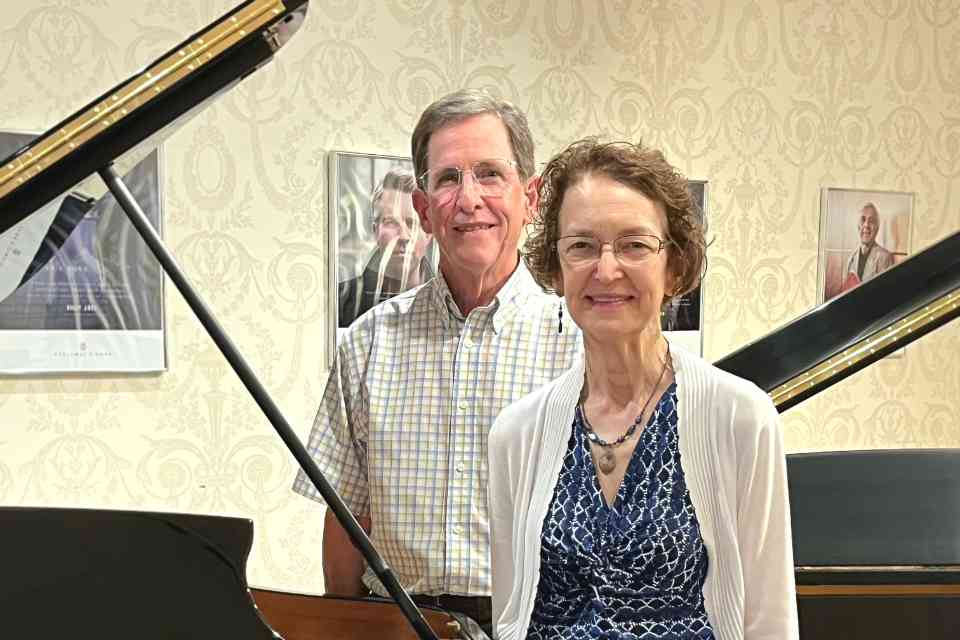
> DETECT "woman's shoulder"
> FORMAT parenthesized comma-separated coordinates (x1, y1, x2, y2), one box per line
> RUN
(672, 343, 778, 427)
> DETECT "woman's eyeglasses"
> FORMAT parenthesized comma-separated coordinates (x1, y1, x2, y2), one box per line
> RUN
(556, 234, 669, 268)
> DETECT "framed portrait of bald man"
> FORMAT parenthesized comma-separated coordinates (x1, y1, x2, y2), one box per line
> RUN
(326, 151, 439, 361)
(817, 187, 914, 304)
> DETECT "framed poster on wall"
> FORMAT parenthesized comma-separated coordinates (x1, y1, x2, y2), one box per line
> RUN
(817, 187, 914, 304)
(662, 179, 707, 355)
(326, 150, 438, 364)
(0, 130, 166, 374)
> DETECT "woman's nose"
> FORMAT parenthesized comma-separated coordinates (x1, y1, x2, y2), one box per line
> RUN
(594, 247, 623, 281)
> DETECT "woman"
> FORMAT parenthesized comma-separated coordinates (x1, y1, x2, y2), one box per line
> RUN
(488, 140, 798, 640)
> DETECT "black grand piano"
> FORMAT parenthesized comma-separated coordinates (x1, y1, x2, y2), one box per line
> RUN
(716, 232, 960, 639)
(0, 1, 958, 638)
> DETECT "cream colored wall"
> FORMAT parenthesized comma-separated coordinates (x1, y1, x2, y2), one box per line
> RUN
(1, 0, 958, 594)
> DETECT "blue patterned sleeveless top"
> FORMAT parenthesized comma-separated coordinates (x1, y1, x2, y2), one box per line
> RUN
(526, 383, 715, 639)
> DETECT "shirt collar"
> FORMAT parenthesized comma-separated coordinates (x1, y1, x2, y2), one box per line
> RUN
(429, 257, 543, 333)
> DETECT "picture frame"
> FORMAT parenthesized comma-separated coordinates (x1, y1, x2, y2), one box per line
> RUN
(326, 150, 438, 364)
(662, 179, 707, 355)
(0, 130, 166, 374)
(817, 187, 914, 304)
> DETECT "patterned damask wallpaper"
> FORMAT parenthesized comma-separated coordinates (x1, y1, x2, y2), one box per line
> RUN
(1, 0, 958, 593)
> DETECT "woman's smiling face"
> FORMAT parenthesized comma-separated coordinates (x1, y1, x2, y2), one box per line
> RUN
(555, 173, 673, 343)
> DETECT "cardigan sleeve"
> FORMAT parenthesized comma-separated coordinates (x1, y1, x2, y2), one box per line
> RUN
(735, 393, 800, 640)
(488, 413, 517, 638)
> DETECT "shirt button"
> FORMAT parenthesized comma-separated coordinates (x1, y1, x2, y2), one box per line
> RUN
(458, 401, 468, 411)
(452, 525, 462, 535)
(455, 462, 464, 473)
(464, 338, 475, 349)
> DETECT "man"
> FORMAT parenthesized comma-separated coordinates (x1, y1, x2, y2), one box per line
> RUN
(293, 89, 581, 636)
(843, 202, 895, 287)
(338, 168, 433, 327)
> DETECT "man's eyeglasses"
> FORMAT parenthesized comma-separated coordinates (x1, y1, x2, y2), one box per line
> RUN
(556, 234, 670, 268)
(418, 158, 519, 202)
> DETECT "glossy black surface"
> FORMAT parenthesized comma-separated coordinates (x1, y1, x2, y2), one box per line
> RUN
(17, 191, 95, 286)
(787, 449, 960, 567)
(0, 0, 308, 235)
(0, 507, 277, 638)
(716, 231, 960, 411)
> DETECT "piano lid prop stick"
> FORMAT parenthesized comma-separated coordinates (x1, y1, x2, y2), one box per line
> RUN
(96, 163, 440, 640)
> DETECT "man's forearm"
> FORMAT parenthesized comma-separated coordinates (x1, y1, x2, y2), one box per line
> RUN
(322, 509, 372, 596)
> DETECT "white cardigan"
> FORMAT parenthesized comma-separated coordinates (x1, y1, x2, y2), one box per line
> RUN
(488, 343, 799, 640)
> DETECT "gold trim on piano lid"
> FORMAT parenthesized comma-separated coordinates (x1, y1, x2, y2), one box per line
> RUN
(770, 288, 960, 407)
(0, 0, 287, 200)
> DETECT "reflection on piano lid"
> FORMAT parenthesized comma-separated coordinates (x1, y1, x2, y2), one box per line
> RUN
(0, 507, 277, 638)
(716, 231, 960, 412)
(0, 0, 308, 237)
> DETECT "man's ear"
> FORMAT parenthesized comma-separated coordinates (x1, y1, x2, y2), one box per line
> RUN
(412, 189, 433, 234)
(523, 175, 541, 225)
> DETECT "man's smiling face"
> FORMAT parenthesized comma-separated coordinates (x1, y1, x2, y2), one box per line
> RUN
(412, 113, 533, 289)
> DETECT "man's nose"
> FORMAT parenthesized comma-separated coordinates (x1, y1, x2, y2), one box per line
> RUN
(455, 172, 483, 211)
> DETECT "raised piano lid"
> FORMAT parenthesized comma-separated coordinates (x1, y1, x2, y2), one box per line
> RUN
(716, 231, 960, 412)
(0, 507, 278, 638)
(0, 0, 308, 236)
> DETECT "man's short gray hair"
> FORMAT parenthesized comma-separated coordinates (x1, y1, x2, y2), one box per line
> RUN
(411, 89, 535, 188)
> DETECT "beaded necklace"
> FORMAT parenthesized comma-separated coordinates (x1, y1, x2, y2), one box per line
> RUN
(579, 340, 671, 475)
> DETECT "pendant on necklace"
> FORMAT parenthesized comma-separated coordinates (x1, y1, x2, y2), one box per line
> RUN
(597, 450, 617, 475)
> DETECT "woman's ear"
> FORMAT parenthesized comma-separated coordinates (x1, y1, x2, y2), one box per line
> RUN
(665, 254, 683, 298)
(666, 280, 681, 300)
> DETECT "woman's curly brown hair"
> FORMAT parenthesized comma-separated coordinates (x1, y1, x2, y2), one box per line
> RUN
(524, 138, 706, 305)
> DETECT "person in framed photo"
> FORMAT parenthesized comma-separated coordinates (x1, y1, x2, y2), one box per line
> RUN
(337, 168, 434, 327)
(841, 202, 895, 292)
(661, 290, 700, 332)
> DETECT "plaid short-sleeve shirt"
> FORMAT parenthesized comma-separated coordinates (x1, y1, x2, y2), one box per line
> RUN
(293, 263, 582, 597)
